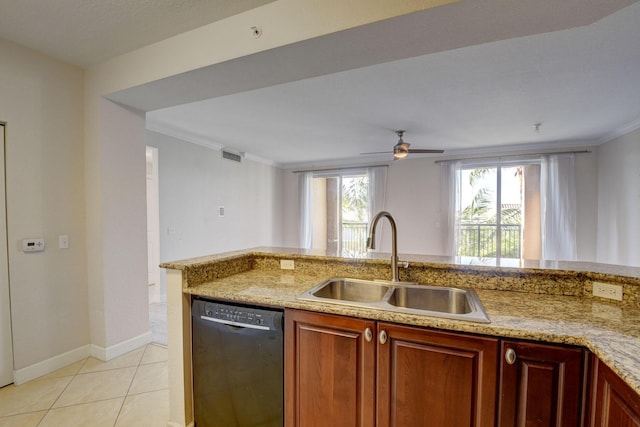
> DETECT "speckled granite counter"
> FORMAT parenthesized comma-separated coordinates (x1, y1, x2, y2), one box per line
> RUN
(162, 247, 640, 397)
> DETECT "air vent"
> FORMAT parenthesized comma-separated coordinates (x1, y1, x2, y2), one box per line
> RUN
(222, 150, 242, 163)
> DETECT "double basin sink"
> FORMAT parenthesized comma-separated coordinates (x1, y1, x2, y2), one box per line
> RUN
(298, 277, 490, 323)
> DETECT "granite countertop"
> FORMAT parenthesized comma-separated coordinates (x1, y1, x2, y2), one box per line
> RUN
(162, 247, 640, 396)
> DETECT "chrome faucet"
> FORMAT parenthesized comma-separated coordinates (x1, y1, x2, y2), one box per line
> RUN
(366, 211, 400, 282)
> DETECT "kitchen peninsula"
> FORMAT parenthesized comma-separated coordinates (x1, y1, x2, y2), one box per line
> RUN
(162, 247, 640, 426)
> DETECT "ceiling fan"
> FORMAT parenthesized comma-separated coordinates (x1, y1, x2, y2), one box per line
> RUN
(362, 130, 444, 159)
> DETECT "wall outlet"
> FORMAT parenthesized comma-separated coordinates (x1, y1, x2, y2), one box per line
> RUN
(280, 259, 295, 270)
(592, 282, 623, 301)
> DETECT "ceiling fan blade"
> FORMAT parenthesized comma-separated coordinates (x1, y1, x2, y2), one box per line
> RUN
(360, 151, 392, 155)
(407, 148, 445, 154)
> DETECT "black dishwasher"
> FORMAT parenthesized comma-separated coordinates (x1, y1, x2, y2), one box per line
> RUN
(191, 297, 284, 427)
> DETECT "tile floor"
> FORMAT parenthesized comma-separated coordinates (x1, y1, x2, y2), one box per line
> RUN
(0, 344, 169, 427)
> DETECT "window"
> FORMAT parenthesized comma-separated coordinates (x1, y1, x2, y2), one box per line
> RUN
(455, 163, 540, 259)
(447, 154, 577, 261)
(299, 167, 387, 257)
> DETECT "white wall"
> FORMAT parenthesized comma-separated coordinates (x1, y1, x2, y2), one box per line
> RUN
(597, 128, 640, 267)
(279, 170, 300, 248)
(0, 38, 88, 369)
(383, 158, 445, 255)
(147, 131, 283, 263)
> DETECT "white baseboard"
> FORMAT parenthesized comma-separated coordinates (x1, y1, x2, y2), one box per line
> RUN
(13, 330, 153, 385)
(90, 331, 153, 361)
(13, 344, 92, 385)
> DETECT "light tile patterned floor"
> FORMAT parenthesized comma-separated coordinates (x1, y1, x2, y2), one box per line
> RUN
(0, 344, 168, 427)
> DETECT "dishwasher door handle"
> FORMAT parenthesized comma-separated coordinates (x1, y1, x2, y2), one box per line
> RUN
(200, 315, 271, 331)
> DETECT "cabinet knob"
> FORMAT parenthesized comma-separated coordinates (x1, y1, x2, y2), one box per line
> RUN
(379, 330, 388, 345)
(505, 348, 517, 365)
(364, 327, 373, 342)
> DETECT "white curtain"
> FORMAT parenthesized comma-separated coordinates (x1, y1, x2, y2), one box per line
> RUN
(366, 166, 388, 220)
(440, 161, 461, 256)
(298, 172, 314, 249)
(540, 153, 577, 261)
(366, 166, 388, 249)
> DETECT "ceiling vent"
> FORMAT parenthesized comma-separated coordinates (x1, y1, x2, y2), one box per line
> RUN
(222, 150, 242, 163)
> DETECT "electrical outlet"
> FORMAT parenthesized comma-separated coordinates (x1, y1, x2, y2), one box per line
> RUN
(280, 260, 295, 270)
(592, 282, 623, 301)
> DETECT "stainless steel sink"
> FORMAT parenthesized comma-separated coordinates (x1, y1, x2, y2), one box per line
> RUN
(388, 286, 472, 314)
(298, 277, 490, 323)
(311, 278, 391, 303)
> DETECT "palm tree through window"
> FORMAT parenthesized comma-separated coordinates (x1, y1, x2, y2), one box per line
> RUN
(311, 173, 370, 257)
(456, 163, 541, 259)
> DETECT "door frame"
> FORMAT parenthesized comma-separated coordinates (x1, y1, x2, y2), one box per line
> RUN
(146, 146, 161, 303)
(0, 122, 14, 387)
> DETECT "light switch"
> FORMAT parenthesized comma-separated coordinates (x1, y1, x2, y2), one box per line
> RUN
(58, 235, 69, 249)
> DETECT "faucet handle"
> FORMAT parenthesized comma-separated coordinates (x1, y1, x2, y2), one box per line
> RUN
(400, 260, 410, 269)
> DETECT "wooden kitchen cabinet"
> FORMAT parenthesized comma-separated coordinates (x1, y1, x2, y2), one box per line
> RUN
(498, 340, 586, 427)
(285, 309, 498, 427)
(590, 359, 640, 427)
(285, 309, 640, 427)
(376, 322, 499, 427)
(285, 309, 376, 427)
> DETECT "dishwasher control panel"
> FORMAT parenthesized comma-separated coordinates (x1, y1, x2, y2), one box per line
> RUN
(195, 299, 283, 331)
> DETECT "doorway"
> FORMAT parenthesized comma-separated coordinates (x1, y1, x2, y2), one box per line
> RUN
(1, 123, 13, 387)
(146, 146, 166, 345)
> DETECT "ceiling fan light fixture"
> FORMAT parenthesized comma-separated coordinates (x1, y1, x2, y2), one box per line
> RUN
(393, 151, 408, 159)
(393, 143, 409, 159)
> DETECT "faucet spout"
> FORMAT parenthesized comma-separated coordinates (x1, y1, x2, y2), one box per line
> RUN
(367, 211, 400, 282)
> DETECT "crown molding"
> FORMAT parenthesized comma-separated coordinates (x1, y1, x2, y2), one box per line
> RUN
(146, 120, 223, 150)
(146, 120, 277, 167)
(597, 117, 640, 144)
(242, 152, 277, 167)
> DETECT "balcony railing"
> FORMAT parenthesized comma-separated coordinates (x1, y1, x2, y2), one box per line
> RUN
(340, 222, 522, 259)
(457, 223, 521, 258)
(341, 222, 368, 256)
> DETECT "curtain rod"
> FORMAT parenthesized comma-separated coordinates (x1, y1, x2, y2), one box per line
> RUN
(433, 149, 592, 164)
(291, 164, 389, 174)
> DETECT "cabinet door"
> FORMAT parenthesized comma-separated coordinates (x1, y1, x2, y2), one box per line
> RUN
(376, 322, 499, 427)
(498, 340, 585, 427)
(591, 359, 640, 427)
(285, 309, 376, 427)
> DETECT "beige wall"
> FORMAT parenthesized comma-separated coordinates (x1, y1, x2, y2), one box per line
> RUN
(0, 38, 88, 369)
(99, 101, 149, 348)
